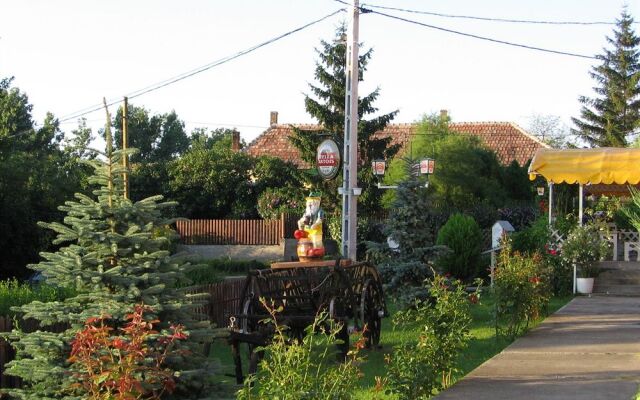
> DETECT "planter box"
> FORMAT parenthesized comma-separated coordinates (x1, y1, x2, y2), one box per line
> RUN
(577, 277, 595, 294)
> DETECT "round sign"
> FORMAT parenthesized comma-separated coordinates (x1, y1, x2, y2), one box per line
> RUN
(316, 139, 341, 180)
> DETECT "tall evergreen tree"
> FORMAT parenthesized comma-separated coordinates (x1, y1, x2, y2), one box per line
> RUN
(5, 109, 219, 399)
(366, 157, 445, 305)
(572, 10, 640, 147)
(289, 24, 400, 216)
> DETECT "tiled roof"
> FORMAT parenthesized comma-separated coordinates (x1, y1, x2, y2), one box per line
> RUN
(245, 121, 549, 168)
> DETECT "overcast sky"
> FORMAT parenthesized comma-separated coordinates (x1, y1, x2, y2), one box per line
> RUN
(1, 0, 637, 144)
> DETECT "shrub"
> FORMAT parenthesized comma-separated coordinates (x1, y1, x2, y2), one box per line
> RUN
(435, 214, 483, 281)
(560, 223, 609, 277)
(67, 304, 188, 399)
(385, 274, 482, 399)
(0, 280, 74, 317)
(543, 247, 572, 296)
(256, 187, 305, 220)
(493, 241, 551, 340)
(511, 216, 549, 255)
(236, 299, 363, 400)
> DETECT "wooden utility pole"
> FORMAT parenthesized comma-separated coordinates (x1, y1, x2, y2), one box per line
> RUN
(122, 97, 129, 200)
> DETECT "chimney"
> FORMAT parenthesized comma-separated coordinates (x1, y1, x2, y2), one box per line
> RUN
(231, 130, 240, 151)
(440, 109, 448, 120)
(270, 111, 278, 127)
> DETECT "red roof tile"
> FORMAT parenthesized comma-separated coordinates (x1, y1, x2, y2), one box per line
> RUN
(245, 121, 548, 168)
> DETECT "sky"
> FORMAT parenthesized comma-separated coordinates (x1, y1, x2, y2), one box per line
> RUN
(1, 0, 638, 145)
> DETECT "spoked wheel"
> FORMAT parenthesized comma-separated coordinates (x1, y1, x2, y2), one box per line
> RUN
(241, 298, 266, 376)
(360, 279, 383, 348)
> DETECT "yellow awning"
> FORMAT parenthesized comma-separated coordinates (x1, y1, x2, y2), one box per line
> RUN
(528, 148, 640, 184)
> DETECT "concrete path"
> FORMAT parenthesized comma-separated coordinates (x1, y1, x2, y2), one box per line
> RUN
(436, 296, 640, 400)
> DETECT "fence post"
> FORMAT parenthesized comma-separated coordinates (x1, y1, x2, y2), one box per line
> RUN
(280, 213, 286, 244)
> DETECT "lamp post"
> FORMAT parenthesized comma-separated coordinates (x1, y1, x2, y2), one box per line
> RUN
(371, 158, 435, 189)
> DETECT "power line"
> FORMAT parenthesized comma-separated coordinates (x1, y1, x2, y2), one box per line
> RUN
(59, 9, 345, 123)
(361, 3, 622, 26)
(365, 8, 597, 60)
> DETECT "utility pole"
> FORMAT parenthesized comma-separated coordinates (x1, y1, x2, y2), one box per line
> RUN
(341, 0, 360, 261)
(122, 97, 129, 200)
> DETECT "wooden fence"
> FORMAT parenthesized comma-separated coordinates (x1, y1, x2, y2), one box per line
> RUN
(176, 214, 299, 245)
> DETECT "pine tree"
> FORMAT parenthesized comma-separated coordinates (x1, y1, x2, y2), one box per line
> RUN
(572, 10, 640, 147)
(5, 107, 220, 399)
(289, 24, 400, 216)
(366, 157, 446, 305)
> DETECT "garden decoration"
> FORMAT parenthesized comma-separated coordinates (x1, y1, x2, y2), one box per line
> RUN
(294, 193, 325, 261)
(227, 259, 387, 384)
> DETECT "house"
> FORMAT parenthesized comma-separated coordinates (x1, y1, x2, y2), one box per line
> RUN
(246, 111, 549, 168)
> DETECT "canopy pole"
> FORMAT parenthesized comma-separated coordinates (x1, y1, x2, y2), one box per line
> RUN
(548, 182, 553, 226)
(579, 184, 584, 226)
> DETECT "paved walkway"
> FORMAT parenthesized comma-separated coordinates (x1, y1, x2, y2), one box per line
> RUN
(437, 296, 640, 400)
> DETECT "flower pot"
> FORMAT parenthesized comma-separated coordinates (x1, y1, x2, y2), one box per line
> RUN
(576, 277, 595, 294)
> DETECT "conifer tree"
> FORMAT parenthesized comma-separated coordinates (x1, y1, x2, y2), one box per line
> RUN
(366, 157, 446, 305)
(289, 24, 400, 215)
(572, 10, 640, 147)
(5, 106, 219, 399)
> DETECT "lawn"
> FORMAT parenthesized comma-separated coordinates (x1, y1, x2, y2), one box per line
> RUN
(210, 293, 573, 398)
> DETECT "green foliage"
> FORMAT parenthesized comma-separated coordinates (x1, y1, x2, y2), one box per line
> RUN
(623, 187, 640, 231)
(0, 77, 90, 278)
(168, 142, 256, 218)
(544, 249, 573, 296)
(366, 158, 447, 304)
(511, 216, 550, 255)
(288, 24, 400, 215)
(560, 223, 609, 277)
(493, 241, 551, 340)
(112, 104, 190, 164)
(384, 114, 532, 210)
(5, 115, 220, 399)
(0, 280, 73, 317)
(385, 274, 481, 399)
(571, 10, 640, 147)
(436, 214, 483, 281)
(67, 305, 188, 399)
(237, 299, 363, 400)
(257, 187, 305, 220)
(251, 156, 303, 195)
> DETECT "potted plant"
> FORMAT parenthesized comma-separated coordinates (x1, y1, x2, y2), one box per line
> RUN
(560, 223, 609, 294)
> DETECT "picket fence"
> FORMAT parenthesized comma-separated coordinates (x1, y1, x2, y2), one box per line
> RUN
(176, 213, 299, 245)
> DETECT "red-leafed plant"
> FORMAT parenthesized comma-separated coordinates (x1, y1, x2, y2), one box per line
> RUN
(68, 304, 188, 399)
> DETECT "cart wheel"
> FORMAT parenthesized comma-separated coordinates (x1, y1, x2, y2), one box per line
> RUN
(360, 279, 383, 348)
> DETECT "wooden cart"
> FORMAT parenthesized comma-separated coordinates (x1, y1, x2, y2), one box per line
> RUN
(227, 259, 386, 383)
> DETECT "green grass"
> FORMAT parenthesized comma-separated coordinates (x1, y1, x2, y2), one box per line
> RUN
(209, 293, 573, 398)
(177, 259, 270, 287)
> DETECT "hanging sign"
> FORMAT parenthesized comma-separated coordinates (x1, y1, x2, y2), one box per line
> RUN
(419, 158, 435, 175)
(316, 138, 341, 180)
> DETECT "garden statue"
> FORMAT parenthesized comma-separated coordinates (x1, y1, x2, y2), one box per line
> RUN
(294, 193, 325, 260)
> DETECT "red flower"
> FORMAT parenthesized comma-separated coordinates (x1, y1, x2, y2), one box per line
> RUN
(468, 293, 479, 304)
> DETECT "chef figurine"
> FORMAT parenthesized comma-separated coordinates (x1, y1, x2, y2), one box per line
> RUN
(294, 193, 325, 259)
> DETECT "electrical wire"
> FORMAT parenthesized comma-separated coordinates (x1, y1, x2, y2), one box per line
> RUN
(361, 3, 622, 26)
(59, 8, 345, 123)
(364, 8, 597, 60)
